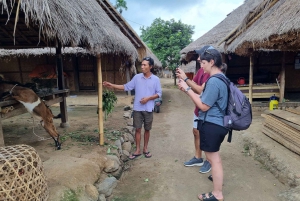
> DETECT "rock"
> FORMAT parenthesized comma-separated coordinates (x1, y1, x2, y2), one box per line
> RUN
(95, 177, 118, 197)
(123, 105, 131, 111)
(106, 155, 121, 165)
(121, 141, 132, 153)
(98, 194, 106, 201)
(85, 184, 99, 201)
(114, 139, 122, 154)
(123, 126, 135, 134)
(126, 118, 133, 126)
(120, 137, 124, 144)
(122, 133, 134, 144)
(123, 111, 131, 118)
(122, 150, 130, 157)
(110, 167, 123, 180)
(104, 156, 120, 173)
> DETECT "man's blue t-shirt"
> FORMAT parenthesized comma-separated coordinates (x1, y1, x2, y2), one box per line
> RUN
(198, 73, 228, 127)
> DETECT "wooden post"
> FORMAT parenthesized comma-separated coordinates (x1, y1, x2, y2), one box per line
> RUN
(126, 65, 131, 96)
(97, 54, 104, 146)
(73, 55, 80, 92)
(0, 120, 4, 147)
(249, 54, 254, 104)
(56, 43, 69, 128)
(279, 52, 286, 102)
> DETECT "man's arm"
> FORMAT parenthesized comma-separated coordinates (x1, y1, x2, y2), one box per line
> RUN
(103, 81, 125, 90)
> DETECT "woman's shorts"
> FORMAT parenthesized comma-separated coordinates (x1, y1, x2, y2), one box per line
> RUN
(197, 120, 228, 152)
(133, 111, 153, 130)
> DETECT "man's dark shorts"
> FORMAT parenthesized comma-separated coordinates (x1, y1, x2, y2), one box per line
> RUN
(197, 120, 228, 152)
(133, 111, 153, 130)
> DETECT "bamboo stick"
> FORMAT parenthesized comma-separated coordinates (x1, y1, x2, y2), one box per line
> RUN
(249, 55, 254, 104)
(97, 54, 104, 146)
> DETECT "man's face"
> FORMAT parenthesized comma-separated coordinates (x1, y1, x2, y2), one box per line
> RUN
(141, 60, 152, 73)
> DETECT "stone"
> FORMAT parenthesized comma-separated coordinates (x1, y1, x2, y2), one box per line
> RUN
(98, 194, 106, 201)
(123, 105, 131, 111)
(123, 111, 131, 118)
(126, 133, 135, 144)
(121, 141, 132, 153)
(126, 118, 133, 126)
(110, 167, 123, 180)
(95, 177, 118, 197)
(85, 184, 99, 201)
(120, 137, 124, 144)
(104, 156, 120, 173)
(114, 140, 122, 154)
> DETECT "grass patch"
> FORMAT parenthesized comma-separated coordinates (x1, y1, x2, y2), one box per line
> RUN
(61, 189, 79, 201)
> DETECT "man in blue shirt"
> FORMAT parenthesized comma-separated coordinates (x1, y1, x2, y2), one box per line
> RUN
(103, 57, 162, 159)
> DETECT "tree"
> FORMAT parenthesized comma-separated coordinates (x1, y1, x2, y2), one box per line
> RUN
(114, 0, 127, 14)
(140, 18, 194, 85)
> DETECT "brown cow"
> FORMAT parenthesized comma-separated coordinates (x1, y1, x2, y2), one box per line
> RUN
(0, 82, 61, 150)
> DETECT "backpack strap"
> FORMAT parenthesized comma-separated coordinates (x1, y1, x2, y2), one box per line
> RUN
(211, 74, 233, 143)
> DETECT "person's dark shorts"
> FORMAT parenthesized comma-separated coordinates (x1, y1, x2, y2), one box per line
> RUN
(197, 120, 228, 152)
(132, 111, 153, 130)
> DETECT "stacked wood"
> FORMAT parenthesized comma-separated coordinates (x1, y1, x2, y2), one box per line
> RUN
(261, 109, 300, 155)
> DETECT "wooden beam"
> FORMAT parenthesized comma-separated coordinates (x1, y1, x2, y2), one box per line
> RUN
(279, 52, 286, 102)
(99, 1, 141, 48)
(97, 54, 104, 146)
(249, 55, 254, 104)
(0, 120, 4, 147)
(0, 26, 19, 45)
(56, 43, 69, 127)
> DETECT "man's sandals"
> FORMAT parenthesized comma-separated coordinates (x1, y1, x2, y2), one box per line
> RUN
(129, 152, 152, 160)
(198, 192, 224, 201)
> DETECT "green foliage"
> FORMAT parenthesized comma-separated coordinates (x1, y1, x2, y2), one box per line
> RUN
(140, 18, 194, 71)
(102, 90, 118, 120)
(60, 189, 79, 201)
(114, 0, 127, 14)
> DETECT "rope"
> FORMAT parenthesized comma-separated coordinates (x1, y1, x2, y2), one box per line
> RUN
(9, 84, 18, 94)
(31, 117, 52, 141)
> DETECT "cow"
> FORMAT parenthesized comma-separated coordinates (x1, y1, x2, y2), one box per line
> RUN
(0, 82, 61, 150)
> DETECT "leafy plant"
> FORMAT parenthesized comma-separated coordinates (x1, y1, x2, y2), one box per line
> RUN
(102, 90, 118, 120)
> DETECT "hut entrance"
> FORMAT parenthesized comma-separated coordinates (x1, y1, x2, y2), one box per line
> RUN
(78, 57, 96, 91)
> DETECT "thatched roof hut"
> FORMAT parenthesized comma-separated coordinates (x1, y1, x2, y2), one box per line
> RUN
(180, 0, 263, 61)
(180, 61, 196, 73)
(224, 0, 300, 55)
(0, 0, 137, 59)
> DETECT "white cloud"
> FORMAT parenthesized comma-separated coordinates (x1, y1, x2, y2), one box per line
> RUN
(121, 0, 244, 40)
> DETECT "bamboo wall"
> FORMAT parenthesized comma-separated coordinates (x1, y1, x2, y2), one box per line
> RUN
(0, 54, 128, 92)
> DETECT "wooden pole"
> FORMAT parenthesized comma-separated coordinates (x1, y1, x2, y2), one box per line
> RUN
(249, 55, 254, 104)
(126, 66, 131, 96)
(279, 52, 286, 102)
(97, 54, 104, 146)
(0, 120, 4, 147)
(56, 43, 69, 128)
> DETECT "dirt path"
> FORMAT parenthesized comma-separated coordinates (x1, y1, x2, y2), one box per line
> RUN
(112, 78, 287, 201)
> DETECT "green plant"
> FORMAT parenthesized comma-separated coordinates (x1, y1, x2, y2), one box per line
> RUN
(102, 89, 118, 120)
(61, 189, 79, 201)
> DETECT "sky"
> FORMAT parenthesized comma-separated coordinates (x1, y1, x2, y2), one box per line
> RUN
(110, 0, 245, 40)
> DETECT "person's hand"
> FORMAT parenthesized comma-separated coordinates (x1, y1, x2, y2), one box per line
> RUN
(175, 68, 187, 80)
(140, 97, 149, 104)
(177, 79, 188, 92)
(103, 81, 114, 88)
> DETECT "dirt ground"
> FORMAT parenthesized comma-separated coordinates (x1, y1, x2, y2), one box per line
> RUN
(1, 78, 295, 201)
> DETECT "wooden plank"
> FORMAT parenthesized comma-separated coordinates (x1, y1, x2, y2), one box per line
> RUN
(0, 100, 18, 107)
(1, 107, 28, 120)
(262, 127, 300, 155)
(269, 110, 300, 126)
(286, 108, 300, 115)
(44, 97, 63, 106)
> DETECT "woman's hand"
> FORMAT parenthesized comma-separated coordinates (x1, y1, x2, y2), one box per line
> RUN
(175, 68, 187, 80)
(177, 79, 188, 92)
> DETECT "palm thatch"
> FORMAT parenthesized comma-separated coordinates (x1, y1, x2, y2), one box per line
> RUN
(145, 46, 162, 68)
(0, 0, 138, 60)
(179, 61, 196, 73)
(180, 0, 263, 61)
(225, 0, 300, 55)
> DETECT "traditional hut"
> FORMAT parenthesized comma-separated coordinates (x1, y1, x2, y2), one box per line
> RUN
(0, 0, 139, 146)
(223, 0, 300, 103)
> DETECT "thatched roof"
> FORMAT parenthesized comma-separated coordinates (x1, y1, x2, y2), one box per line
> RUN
(0, 0, 138, 59)
(180, 0, 263, 58)
(179, 61, 196, 73)
(225, 0, 300, 55)
(145, 47, 162, 68)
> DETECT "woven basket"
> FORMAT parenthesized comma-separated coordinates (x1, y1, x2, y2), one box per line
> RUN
(0, 144, 49, 201)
